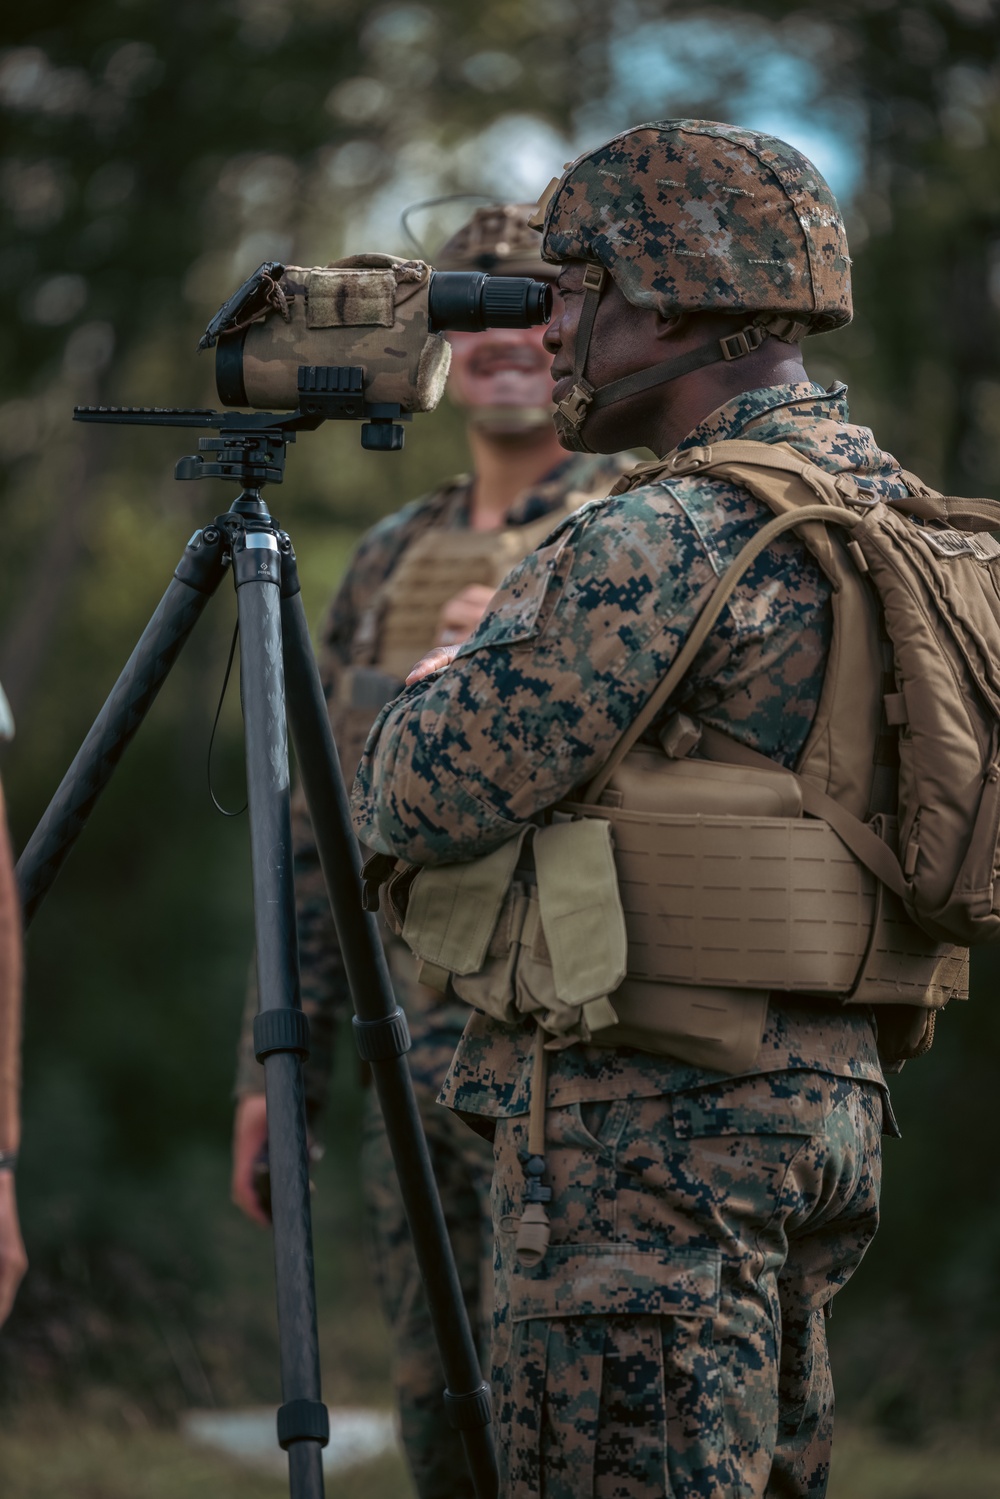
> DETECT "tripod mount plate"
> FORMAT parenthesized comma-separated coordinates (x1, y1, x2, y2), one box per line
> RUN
(74, 365, 411, 475)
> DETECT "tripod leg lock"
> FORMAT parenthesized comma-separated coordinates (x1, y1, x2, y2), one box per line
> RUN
(253, 1007, 311, 1062)
(276, 1397, 330, 1449)
(443, 1380, 494, 1432)
(352, 1006, 412, 1062)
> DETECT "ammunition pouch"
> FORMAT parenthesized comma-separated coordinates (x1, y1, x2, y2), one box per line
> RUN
(387, 820, 627, 1046)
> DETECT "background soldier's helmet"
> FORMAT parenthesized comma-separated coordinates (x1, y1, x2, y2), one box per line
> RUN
(436, 203, 560, 281)
(539, 118, 853, 332)
(434, 203, 558, 437)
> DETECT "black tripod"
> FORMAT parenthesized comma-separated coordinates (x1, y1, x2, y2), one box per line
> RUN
(15, 390, 497, 1499)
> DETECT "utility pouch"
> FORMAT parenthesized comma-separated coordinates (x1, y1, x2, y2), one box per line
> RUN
(400, 828, 531, 995)
(393, 820, 628, 1043)
(518, 818, 627, 1038)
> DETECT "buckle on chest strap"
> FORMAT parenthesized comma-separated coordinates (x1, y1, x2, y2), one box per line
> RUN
(665, 446, 712, 475)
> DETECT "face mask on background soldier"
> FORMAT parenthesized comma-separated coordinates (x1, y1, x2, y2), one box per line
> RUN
(446, 321, 559, 438)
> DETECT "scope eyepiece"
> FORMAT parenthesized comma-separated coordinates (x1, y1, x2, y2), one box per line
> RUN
(426, 272, 552, 333)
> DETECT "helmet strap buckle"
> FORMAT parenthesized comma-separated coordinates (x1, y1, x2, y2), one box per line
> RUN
(556, 379, 595, 429)
(582, 264, 606, 293)
(762, 315, 810, 345)
(719, 325, 767, 362)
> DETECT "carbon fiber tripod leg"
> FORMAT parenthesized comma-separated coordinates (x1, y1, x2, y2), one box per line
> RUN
(16, 509, 330, 1499)
(234, 530, 327, 1499)
(16, 524, 228, 924)
(278, 549, 499, 1499)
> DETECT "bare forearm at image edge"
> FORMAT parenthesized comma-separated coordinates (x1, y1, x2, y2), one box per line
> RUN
(0, 790, 22, 1155)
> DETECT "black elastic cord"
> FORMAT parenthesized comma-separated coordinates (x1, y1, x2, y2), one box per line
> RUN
(208, 621, 248, 817)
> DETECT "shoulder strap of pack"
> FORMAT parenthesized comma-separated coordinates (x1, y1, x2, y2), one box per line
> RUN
(897, 467, 1000, 532)
(940, 497, 1000, 531)
(582, 437, 919, 896)
(590, 438, 921, 820)
(582, 499, 860, 803)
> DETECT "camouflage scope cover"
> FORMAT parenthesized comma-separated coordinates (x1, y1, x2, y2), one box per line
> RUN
(239, 254, 451, 413)
(436, 203, 559, 280)
(539, 118, 852, 332)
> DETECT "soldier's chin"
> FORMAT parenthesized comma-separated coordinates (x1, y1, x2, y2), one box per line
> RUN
(552, 408, 595, 453)
(467, 404, 554, 436)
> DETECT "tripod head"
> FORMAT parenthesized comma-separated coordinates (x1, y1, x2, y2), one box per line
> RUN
(75, 363, 414, 494)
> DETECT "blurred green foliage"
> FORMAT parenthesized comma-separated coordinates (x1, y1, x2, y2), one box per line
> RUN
(0, 0, 999, 1455)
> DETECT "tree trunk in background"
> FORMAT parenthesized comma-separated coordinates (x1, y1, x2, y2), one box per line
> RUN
(0, 418, 107, 725)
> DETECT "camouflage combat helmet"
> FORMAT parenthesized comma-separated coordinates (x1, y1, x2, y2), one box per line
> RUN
(436, 203, 559, 280)
(532, 119, 852, 447)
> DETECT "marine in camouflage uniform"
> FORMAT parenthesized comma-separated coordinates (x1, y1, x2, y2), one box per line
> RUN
(352, 124, 902, 1498)
(233, 204, 631, 1498)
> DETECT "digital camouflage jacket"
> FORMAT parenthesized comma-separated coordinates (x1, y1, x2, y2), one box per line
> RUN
(235, 452, 631, 1110)
(351, 382, 906, 1115)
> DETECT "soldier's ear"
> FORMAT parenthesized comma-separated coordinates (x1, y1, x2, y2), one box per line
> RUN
(653, 310, 687, 342)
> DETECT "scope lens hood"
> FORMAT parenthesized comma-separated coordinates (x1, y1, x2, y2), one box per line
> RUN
(427, 272, 551, 332)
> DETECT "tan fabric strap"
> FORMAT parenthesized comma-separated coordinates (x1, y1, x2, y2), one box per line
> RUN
(583, 502, 860, 804)
(661, 438, 856, 498)
(514, 1027, 552, 1267)
(527, 1025, 548, 1157)
(941, 496, 1000, 532)
(698, 724, 909, 902)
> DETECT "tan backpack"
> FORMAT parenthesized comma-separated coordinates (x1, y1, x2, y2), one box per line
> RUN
(636, 440, 1000, 949)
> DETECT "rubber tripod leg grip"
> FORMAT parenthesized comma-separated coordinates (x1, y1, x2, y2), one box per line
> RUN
(254, 1007, 311, 1061)
(444, 1381, 493, 1432)
(352, 1007, 411, 1061)
(277, 1398, 330, 1449)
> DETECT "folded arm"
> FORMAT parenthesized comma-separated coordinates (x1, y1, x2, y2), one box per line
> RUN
(351, 494, 723, 865)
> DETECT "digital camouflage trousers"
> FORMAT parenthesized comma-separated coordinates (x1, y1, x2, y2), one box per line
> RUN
(360, 1084, 495, 1499)
(490, 1069, 885, 1499)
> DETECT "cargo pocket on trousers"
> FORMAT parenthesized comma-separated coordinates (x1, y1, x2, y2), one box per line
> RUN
(671, 1071, 849, 1139)
(498, 1243, 726, 1499)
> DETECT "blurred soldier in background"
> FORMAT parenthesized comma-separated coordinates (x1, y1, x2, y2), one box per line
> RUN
(0, 681, 26, 1327)
(230, 204, 631, 1497)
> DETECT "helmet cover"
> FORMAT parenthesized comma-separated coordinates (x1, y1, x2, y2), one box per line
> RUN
(437, 203, 559, 280)
(540, 119, 852, 332)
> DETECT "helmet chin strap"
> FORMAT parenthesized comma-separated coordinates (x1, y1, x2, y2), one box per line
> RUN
(553, 264, 808, 453)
